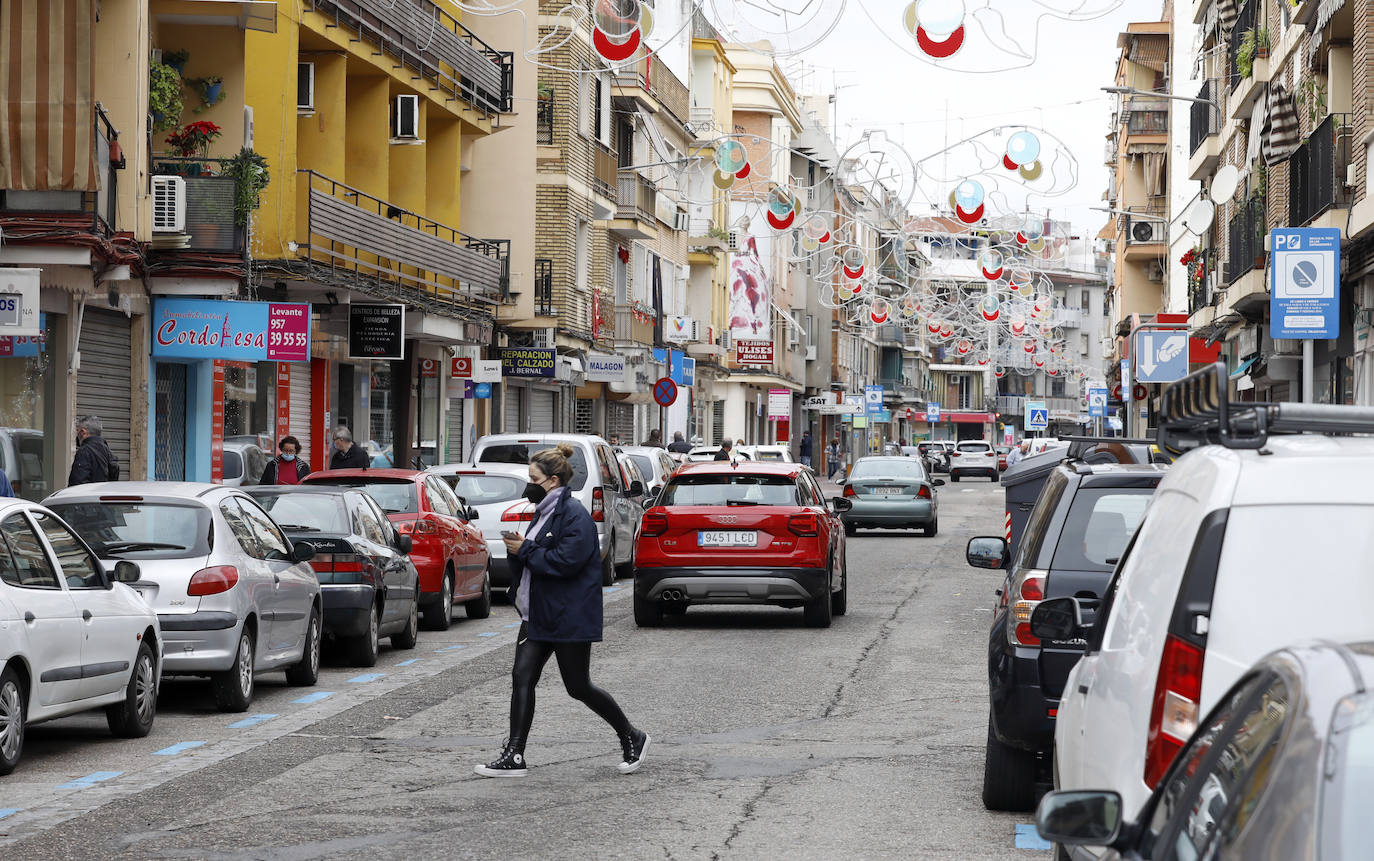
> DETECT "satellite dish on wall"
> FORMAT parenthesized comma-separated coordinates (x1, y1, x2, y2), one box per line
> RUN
(1210, 165, 1240, 203)
(1184, 199, 1216, 234)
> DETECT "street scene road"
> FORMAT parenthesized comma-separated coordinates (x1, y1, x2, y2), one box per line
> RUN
(1, 480, 1045, 860)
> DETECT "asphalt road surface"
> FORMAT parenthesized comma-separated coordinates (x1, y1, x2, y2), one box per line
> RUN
(1, 476, 1051, 859)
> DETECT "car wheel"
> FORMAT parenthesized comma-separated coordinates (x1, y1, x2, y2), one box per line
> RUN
(830, 559, 848, 617)
(347, 602, 381, 667)
(391, 589, 420, 649)
(107, 640, 157, 738)
(423, 571, 454, 631)
(285, 606, 322, 686)
(951, 473, 960, 482)
(0, 664, 26, 775)
(601, 540, 617, 587)
(1054, 845, 1072, 861)
(802, 584, 833, 628)
(633, 591, 663, 627)
(466, 570, 493, 620)
(925, 518, 939, 537)
(212, 627, 255, 713)
(982, 715, 1037, 811)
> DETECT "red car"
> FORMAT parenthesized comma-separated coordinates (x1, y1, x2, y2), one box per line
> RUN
(632, 461, 851, 629)
(303, 469, 489, 629)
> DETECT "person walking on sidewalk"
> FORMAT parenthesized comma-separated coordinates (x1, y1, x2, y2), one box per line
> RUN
(799, 430, 813, 468)
(714, 438, 734, 461)
(826, 435, 842, 480)
(329, 426, 370, 470)
(667, 431, 692, 454)
(261, 436, 310, 484)
(475, 443, 649, 778)
(69, 415, 120, 486)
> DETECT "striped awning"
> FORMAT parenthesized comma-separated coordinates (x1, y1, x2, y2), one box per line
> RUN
(1314, 0, 1346, 33)
(0, 0, 97, 191)
(1218, 0, 1238, 39)
(1262, 83, 1301, 166)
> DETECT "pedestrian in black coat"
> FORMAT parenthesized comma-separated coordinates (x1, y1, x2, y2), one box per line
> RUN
(328, 426, 371, 470)
(69, 416, 120, 486)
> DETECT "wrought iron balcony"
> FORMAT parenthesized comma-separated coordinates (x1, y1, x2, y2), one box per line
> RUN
(1289, 113, 1352, 227)
(1226, 196, 1267, 284)
(1187, 248, 1215, 316)
(534, 257, 554, 316)
(1189, 80, 1221, 156)
(536, 98, 554, 145)
(1227, 0, 1259, 90)
(298, 170, 508, 307)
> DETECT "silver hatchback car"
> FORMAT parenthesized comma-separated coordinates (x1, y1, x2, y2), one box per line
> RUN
(46, 483, 322, 712)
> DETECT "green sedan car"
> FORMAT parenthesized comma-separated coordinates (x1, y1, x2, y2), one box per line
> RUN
(836, 456, 944, 537)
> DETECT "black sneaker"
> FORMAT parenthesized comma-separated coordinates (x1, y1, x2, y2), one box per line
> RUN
(474, 743, 528, 778)
(618, 729, 650, 774)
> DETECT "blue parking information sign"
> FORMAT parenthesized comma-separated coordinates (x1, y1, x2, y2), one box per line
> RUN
(1271, 227, 1340, 339)
(1025, 400, 1049, 431)
(1088, 387, 1108, 418)
(925, 402, 941, 423)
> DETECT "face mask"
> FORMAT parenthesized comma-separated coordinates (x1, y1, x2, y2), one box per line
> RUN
(523, 481, 548, 504)
(281, 453, 296, 462)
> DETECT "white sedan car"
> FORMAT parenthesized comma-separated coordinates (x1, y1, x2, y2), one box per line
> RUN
(0, 498, 161, 775)
(427, 463, 532, 591)
(46, 483, 322, 713)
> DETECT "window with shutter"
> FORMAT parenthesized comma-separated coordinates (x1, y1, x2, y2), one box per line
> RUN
(578, 70, 591, 138)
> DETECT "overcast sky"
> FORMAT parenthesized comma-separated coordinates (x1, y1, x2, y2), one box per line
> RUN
(789, 0, 1165, 239)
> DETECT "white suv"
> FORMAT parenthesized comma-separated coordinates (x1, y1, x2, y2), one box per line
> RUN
(949, 440, 998, 481)
(1041, 366, 1374, 829)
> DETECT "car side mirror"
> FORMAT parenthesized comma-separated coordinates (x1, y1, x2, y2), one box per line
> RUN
(291, 541, 315, 563)
(1030, 597, 1085, 642)
(111, 560, 141, 584)
(933, 478, 946, 487)
(465, 507, 479, 521)
(628, 480, 644, 497)
(831, 497, 853, 513)
(966, 536, 1008, 569)
(395, 534, 414, 555)
(1035, 790, 1124, 848)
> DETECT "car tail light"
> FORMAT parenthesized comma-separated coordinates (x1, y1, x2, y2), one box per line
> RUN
(951, 451, 962, 457)
(1007, 569, 1047, 647)
(187, 565, 239, 596)
(396, 517, 438, 534)
(640, 511, 668, 537)
(592, 487, 605, 522)
(917, 485, 932, 499)
(1144, 634, 1204, 787)
(787, 513, 820, 537)
(500, 504, 535, 523)
(309, 554, 366, 573)
(842, 484, 856, 497)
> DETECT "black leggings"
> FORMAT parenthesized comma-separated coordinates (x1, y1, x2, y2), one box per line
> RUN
(509, 623, 632, 746)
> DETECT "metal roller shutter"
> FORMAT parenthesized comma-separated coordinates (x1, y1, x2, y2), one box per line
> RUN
(608, 402, 634, 442)
(529, 389, 555, 432)
(445, 398, 465, 464)
(504, 385, 521, 433)
(289, 366, 312, 469)
(76, 309, 132, 476)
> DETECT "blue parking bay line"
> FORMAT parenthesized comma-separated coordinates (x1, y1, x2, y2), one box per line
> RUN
(503, 622, 521, 629)
(228, 714, 277, 729)
(1014, 824, 1052, 851)
(0, 808, 20, 820)
(434, 645, 465, 652)
(397, 658, 421, 666)
(347, 673, 385, 683)
(57, 771, 122, 790)
(291, 691, 335, 704)
(153, 741, 206, 756)
(603, 587, 620, 594)
(476, 632, 499, 638)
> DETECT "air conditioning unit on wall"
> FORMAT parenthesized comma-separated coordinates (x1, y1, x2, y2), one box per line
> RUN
(151, 176, 186, 232)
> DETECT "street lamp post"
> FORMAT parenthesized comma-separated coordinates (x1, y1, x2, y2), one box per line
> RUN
(1101, 85, 1220, 110)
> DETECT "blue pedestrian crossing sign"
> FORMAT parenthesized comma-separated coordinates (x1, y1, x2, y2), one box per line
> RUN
(1025, 400, 1049, 431)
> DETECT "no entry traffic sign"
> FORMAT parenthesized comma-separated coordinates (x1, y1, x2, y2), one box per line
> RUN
(653, 376, 678, 407)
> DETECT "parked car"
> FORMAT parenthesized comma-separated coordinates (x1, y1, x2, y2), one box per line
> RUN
(949, 440, 999, 482)
(915, 440, 951, 473)
(616, 446, 679, 498)
(686, 446, 752, 463)
(837, 456, 943, 536)
(995, 446, 1011, 471)
(1050, 365, 1374, 824)
(0, 498, 162, 775)
(369, 441, 439, 470)
(427, 462, 534, 589)
(471, 434, 643, 586)
(222, 440, 269, 488)
(0, 427, 49, 501)
(301, 469, 489, 630)
(247, 487, 421, 666)
(632, 461, 851, 628)
(1036, 641, 1374, 860)
(965, 460, 1165, 811)
(46, 483, 321, 713)
(737, 445, 793, 463)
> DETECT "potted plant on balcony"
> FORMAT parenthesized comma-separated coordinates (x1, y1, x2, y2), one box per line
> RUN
(149, 60, 184, 134)
(162, 49, 190, 76)
(188, 76, 225, 113)
(223, 148, 270, 241)
(165, 121, 222, 175)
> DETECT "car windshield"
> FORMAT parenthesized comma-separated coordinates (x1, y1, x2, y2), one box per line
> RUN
(957, 442, 991, 453)
(752, 449, 786, 461)
(477, 443, 589, 490)
(627, 454, 656, 481)
(1324, 692, 1374, 860)
(659, 474, 800, 506)
(443, 473, 526, 505)
(849, 459, 926, 480)
(252, 492, 349, 533)
(305, 479, 417, 514)
(49, 501, 211, 559)
(1051, 487, 1154, 571)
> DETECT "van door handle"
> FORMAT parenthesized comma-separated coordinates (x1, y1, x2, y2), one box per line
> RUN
(23, 611, 34, 623)
(1077, 684, 1089, 695)
(83, 609, 92, 621)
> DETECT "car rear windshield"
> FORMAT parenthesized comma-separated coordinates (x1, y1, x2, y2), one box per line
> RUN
(49, 501, 212, 559)
(477, 443, 589, 491)
(1050, 487, 1153, 571)
(659, 474, 800, 506)
(957, 442, 991, 453)
(251, 492, 349, 533)
(442, 473, 526, 505)
(751, 449, 786, 461)
(626, 454, 657, 482)
(305, 479, 417, 514)
(849, 459, 926, 480)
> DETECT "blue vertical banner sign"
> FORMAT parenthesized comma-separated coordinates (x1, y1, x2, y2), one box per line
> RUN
(1270, 227, 1341, 339)
(864, 385, 883, 417)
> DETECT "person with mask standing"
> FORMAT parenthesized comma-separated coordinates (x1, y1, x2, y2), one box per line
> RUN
(329, 426, 370, 470)
(69, 415, 120, 486)
(476, 442, 649, 778)
(260, 436, 310, 484)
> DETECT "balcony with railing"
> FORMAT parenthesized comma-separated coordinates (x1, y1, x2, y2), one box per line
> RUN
(1122, 96, 1169, 138)
(613, 52, 690, 124)
(147, 156, 247, 254)
(593, 142, 618, 200)
(1226, 0, 1269, 117)
(611, 170, 658, 238)
(534, 258, 554, 316)
(1122, 201, 1167, 256)
(612, 303, 655, 345)
(536, 98, 554, 145)
(1289, 113, 1352, 228)
(1187, 248, 1216, 318)
(1226, 196, 1267, 285)
(297, 170, 508, 308)
(1188, 81, 1224, 184)
(305, 0, 513, 116)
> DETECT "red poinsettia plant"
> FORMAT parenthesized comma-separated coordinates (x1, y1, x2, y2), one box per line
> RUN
(1179, 248, 1197, 267)
(165, 120, 222, 158)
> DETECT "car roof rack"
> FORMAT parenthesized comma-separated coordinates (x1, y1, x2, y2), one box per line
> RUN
(1158, 362, 1374, 454)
